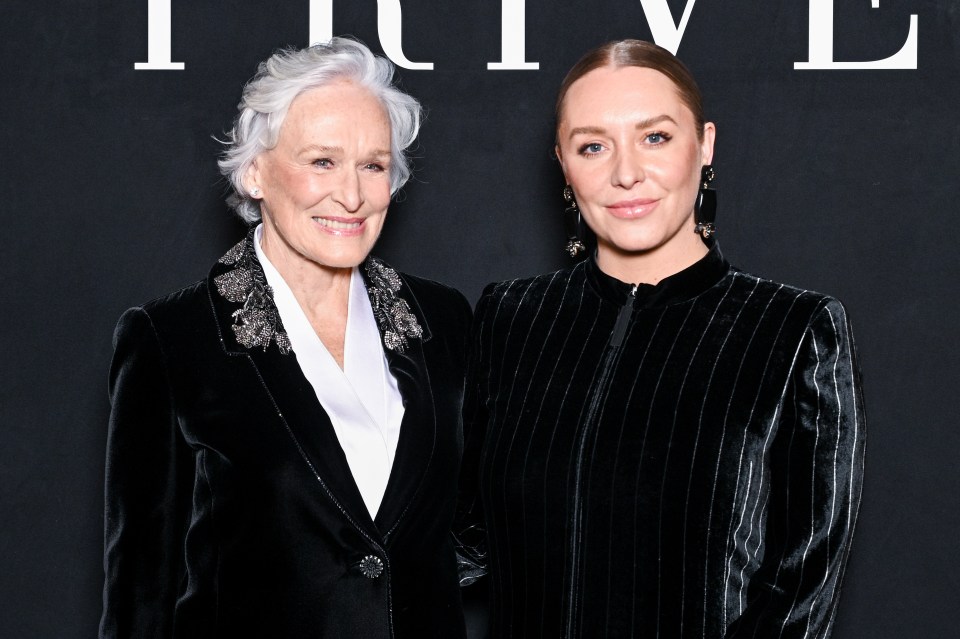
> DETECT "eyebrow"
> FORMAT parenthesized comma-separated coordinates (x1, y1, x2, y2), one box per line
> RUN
(300, 145, 392, 159)
(566, 114, 679, 139)
(301, 144, 343, 154)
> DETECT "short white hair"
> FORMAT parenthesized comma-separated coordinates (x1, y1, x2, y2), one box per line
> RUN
(218, 37, 422, 223)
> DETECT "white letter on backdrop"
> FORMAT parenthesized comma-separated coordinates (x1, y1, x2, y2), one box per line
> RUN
(135, 0, 185, 70)
(378, 0, 434, 70)
(309, 0, 333, 45)
(488, 0, 539, 70)
(311, 1, 432, 69)
(639, 0, 700, 55)
(795, 0, 918, 69)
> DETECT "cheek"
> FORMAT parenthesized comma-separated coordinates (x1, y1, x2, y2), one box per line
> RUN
(366, 180, 392, 209)
(566, 164, 606, 200)
(283, 174, 331, 206)
(264, 167, 303, 199)
(658, 148, 701, 193)
(665, 166, 696, 193)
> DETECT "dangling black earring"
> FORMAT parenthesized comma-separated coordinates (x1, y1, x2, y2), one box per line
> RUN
(694, 165, 717, 239)
(563, 185, 586, 257)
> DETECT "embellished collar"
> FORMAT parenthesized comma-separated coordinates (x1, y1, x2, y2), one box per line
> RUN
(585, 240, 731, 309)
(212, 228, 424, 355)
(359, 256, 424, 353)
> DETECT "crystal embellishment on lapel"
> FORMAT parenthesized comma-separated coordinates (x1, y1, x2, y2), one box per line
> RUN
(213, 232, 292, 354)
(363, 257, 423, 353)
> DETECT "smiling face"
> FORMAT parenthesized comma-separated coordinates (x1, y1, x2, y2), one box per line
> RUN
(556, 65, 715, 281)
(247, 80, 393, 278)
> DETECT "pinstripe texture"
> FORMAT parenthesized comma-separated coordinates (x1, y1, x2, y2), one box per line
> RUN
(456, 247, 865, 638)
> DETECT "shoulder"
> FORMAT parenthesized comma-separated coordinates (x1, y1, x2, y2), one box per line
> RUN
(476, 265, 582, 318)
(727, 268, 853, 333)
(131, 279, 210, 326)
(398, 270, 471, 317)
(137, 279, 209, 315)
(482, 266, 579, 300)
(114, 280, 211, 347)
(365, 258, 472, 339)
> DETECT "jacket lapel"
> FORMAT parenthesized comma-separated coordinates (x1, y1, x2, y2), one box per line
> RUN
(360, 262, 437, 536)
(206, 237, 379, 537)
(206, 237, 438, 540)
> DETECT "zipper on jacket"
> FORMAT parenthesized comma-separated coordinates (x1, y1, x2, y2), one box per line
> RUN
(609, 285, 637, 349)
(565, 284, 637, 637)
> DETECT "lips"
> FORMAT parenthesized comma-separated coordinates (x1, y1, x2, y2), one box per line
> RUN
(606, 198, 660, 219)
(313, 216, 364, 236)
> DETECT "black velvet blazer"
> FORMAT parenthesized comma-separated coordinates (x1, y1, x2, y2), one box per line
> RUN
(456, 244, 865, 638)
(100, 234, 471, 639)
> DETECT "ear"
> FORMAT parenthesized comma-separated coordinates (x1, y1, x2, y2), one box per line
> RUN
(244, 158, 264, 199)
(555, 144, 569, 182)
(700, 122, 717, 166)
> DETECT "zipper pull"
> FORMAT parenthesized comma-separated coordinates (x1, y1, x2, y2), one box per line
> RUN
(610, 285, 637, 348)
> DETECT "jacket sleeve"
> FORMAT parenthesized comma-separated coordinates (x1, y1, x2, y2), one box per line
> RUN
(453, 286, 497, 587)
(100, 307, 192, 639)
(728, 298, 866, 638)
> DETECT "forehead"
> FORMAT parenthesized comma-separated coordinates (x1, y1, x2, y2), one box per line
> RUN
(280, 80, 390, 140)
(561, 66, 691, 125)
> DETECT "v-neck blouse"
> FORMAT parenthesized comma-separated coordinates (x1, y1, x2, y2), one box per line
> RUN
(254, 225, 404, 517)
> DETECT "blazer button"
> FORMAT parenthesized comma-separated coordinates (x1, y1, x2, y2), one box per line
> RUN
(359, 555, 384, 579)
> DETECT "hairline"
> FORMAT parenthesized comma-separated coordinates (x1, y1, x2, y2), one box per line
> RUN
(555, 41, 707, 145)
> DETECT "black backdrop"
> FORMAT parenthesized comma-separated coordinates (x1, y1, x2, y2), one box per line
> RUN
(2, 1, 957, 636)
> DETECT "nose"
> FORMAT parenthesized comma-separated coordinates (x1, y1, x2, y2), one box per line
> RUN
(333, 167, 363, 213)
(611, 145, 646, 188)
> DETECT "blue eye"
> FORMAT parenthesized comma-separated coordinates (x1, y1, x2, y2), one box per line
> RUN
(364, 163, 387, 172)
(578, 142, 604, 155)
(314, 158, 333, 168)
(645, 132, 671, 145)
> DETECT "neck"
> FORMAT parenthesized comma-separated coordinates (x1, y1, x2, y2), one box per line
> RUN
(259, 231, 353, 317)
(596, 232, 709, 286)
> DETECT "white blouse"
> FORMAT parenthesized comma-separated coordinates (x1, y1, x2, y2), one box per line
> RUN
(254, 225, 405, 518)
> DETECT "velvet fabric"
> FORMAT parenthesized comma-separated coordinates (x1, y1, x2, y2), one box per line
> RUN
(457, 244, 865, 638)
(100, 236, 471, 639)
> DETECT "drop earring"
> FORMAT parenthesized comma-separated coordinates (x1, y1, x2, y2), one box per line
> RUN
(563, 185, 586, 257)
(693, 165, 717, 239)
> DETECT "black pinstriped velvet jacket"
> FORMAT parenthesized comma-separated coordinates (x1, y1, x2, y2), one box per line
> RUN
(100, 235, 471, 639)
(456, 244, 865, 638)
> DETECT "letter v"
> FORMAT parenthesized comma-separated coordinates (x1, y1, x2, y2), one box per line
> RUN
(639, 0, 700, 55)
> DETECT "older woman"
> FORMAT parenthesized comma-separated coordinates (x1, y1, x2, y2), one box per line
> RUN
(101, 38, 470, 638)
(457, 40, 865, 637)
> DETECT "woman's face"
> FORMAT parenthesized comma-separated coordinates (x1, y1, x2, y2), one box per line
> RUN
(556, 66, 715, 274)
(248, 80, 392, 275)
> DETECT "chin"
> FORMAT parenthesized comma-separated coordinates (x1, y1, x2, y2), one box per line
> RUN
(601, 235, 667, 256)
(611, 225, 698, 255)
(320, 254, 371, 270)
(307, 238, 377, 267)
